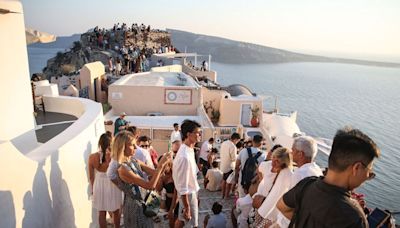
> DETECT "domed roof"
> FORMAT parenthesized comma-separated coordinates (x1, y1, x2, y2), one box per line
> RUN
(224, 84, 254, 97)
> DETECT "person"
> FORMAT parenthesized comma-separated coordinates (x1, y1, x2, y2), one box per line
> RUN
(235, 135, 266, 198)
(276, 136, 322, 227)
(100, 75, 109, 98)
(204, 161, 223, 192)
(199, 137, 214, 177)
(204, 202, 227, 228)
(277, 127, 380, 228)
(252, 147, 293, 227)
(173, 120, 202, 228)
(115, 131, 172, 228)
(148, 139, 159, 168)
(88, 133, 121, 228)
(290, 136, 323, 187)
(108, 57, 114, 73)
(135, 135, 155, 172)
(114, 112, 128, 136)
(115, 58, 122, 76)
(166, 139, 182, 228)
(207, 148, 218, 169)
(220, 133, 241, 199)
(156, 157, 178, 228)
(266, 144, 283, 161)
(233, 184, 252, 228)
(170, 123, 182, 143)
(107, 127, 139, 188)
(201, 60, 208, 71)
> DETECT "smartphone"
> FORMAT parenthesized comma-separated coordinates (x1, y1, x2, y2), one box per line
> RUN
(367, 208, 390, 228)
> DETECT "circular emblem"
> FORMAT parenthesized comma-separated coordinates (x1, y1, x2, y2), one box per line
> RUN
(167, 92, 177, 101)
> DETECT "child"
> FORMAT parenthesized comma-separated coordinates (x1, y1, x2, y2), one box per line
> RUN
(204, 202, 227, 228)
(235, 184, 252, 228)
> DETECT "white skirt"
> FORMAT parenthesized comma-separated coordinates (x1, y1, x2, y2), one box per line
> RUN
(92, 171, 122, 211)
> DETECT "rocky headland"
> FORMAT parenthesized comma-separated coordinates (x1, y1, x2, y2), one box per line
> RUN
(39, 25, 172, 79)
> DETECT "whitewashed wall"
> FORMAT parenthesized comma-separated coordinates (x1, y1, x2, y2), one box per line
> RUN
(0, 2, 105, 226)
(0, 96, 104, 228)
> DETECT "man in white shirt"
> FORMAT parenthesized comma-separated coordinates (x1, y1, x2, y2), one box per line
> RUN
(170, 123, 182, 143)
(173, 120, 202, 228)
(290, 136, 323, 187)
(220, 133, 241, 199)
(235, 135, 266, 198)
(136, 135, 155, 169)
(134, 135, 155, 180)
(276, 136, 323, 227)
(199, 137, 214, 176)
(205, 161, 223, 191)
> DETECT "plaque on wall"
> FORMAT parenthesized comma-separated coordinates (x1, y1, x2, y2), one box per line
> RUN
(164, 89, 192, 105)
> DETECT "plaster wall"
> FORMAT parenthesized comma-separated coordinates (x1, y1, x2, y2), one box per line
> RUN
(109, 85, 201, 116)
(0, 1, 35, 141)
(0, 96, 104, 228)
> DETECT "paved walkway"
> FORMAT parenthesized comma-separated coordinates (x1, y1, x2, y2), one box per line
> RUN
(154, 178, 235, 228)
(107, 177, 236, 228)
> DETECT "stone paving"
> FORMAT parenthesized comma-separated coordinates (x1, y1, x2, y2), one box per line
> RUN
(154, 178, 235, 228)
(107, 178, 236, 227)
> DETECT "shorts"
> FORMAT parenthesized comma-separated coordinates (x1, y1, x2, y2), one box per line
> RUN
(199, 158, 209, 177)
(178, 192, 198, 227)
(223, 169, 233, 181)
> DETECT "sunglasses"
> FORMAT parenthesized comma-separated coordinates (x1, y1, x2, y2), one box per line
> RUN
(360, 162, 376, 180)
(140, 145, 149, 149)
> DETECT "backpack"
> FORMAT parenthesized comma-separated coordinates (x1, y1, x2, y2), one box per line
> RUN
(241, 147, 262, 188)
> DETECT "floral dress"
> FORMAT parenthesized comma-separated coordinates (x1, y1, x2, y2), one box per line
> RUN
(118, 159, 153, 228)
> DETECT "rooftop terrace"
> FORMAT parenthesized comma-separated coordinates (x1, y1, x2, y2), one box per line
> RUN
(114, 71, 198, 87)
(34, 111, 77, 143)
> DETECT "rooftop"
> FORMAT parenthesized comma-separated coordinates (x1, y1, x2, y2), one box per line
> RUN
(113, 71, 198, 87)
(34, 111, 77, 143)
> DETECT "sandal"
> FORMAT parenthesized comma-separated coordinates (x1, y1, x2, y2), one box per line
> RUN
(153, 216, 161, 223)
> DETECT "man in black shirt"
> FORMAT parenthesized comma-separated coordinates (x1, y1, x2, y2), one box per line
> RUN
(277, 127, 380, 228)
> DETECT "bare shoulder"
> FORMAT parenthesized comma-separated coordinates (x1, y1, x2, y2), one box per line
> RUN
(88, 152, 100, 165)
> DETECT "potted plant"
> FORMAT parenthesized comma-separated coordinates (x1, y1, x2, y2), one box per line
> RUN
(250, 106, 260, 127)
(211, 110, 220, 122)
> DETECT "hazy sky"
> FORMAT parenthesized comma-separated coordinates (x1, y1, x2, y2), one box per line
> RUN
(21, 0, 400, 61)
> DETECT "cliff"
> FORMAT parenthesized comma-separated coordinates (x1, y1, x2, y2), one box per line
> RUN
(41, 28, 172, 79)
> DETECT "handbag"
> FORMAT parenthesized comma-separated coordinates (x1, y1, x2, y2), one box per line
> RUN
(142, 190, 161, 217)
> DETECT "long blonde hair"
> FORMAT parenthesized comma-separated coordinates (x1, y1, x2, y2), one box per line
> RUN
(111, 131, 135, 163)
(272, 147, 293, 170)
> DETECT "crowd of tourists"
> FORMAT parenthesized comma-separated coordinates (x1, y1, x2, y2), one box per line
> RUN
(88, 113, 393, 227)
(86, 23, 176, 76)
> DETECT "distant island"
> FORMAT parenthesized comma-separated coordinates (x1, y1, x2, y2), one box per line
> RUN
(168, 29, 400, 68)
(30, 28, 400, 70)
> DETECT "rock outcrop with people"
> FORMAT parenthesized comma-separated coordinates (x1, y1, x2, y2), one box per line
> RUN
(41, 23, 173, 79)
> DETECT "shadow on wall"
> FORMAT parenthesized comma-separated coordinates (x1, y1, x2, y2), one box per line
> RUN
(22, 153, 78, 228)
(50, 152, 76, 228)
(0, 191, 16, 228)
(23, 162, 54, 228)
(83, 141, 98, 228)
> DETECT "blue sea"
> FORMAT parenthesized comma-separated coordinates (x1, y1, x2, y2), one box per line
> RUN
(28, 47, 400, 217)
(212, 62, 400, 217)
(27, 47, 64, 75)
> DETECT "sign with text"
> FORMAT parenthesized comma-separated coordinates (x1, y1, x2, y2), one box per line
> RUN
(165, 89, 192, 105)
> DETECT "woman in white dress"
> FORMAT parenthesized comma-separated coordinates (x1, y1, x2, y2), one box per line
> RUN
(89, 132, 122, 228)
(252, 147, 293, 227)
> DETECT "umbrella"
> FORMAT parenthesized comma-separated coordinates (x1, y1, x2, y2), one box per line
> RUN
(25, 28, 56, 45)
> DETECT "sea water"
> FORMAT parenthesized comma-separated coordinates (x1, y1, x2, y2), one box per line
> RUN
(213, 62, 400, 216)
